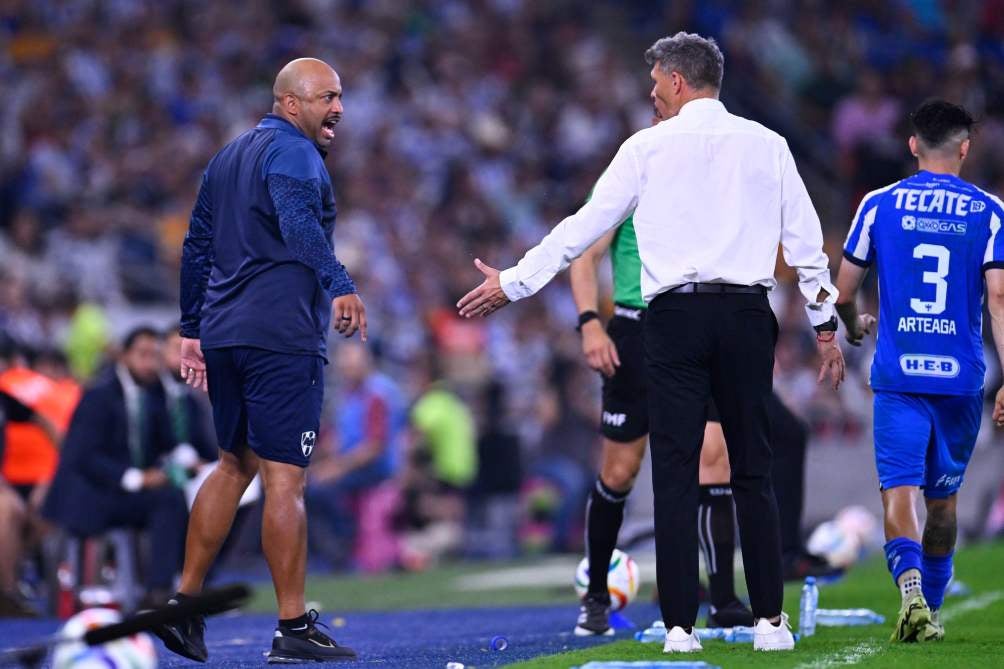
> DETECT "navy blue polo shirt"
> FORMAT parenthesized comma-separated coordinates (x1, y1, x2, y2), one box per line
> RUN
(180, 114, 355, 359)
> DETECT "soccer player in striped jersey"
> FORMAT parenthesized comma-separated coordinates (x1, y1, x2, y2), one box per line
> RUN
(835, 100, 1004, 642)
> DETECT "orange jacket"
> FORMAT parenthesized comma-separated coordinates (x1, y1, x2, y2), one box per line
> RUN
(0, 368, 81, 485)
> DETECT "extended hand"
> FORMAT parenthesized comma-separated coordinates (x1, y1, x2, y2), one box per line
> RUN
(994, 387, 1004, 428)
(581, 320, 620, 377)
(816, 333, 846, 390)
(457, 259, 511, 318)
(333, 294, 367, 341)
(846, 313, 877, 346)
(180, 337, 208, 391)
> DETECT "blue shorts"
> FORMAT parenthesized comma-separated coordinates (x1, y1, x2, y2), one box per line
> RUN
(205, 346, 324, 468)
(873, 390, 982, 498)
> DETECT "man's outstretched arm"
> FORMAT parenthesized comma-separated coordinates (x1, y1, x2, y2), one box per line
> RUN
(458, 139, 639, 317)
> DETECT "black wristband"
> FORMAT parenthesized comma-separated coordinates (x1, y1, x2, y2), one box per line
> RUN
(813, 316, 838, 333)
(576, 310, 600, 332)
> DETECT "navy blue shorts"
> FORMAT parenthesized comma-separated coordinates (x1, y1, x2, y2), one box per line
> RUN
(873, 390, 982, 498)
(204, 346, 324, 468)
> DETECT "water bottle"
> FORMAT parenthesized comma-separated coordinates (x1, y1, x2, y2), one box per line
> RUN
(814, 608, 885, 626)
(723, 626, 755, 643)
(799, 576, 818, 637)
(695, 627, 726, 641)
(633, 620, 666, 643)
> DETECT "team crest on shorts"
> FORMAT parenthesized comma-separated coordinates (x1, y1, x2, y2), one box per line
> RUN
(300, 431, 316, 457)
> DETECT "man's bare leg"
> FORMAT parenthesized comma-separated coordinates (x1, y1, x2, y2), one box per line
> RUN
(881, 485, 931, 641)
(178, 449, 259, 595)
(919, 495, 957, 639)
(258, 459, 308, 620)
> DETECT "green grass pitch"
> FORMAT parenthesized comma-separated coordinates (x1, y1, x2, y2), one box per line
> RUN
(509, 540, 1004, 669)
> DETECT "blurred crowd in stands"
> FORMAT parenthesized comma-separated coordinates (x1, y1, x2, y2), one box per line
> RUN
(4, 0, 1004, 612)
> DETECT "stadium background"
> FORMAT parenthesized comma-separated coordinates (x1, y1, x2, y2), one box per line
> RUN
(3, 0, 1004, 647)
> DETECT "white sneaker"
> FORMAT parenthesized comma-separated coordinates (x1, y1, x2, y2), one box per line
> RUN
(753, 612, 795, 651)
(663, 626, 703, 653)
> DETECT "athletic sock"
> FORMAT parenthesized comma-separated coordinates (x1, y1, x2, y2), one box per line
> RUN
(585, 477, 629, 598)
(885, 537, 923, 603)
(699, 484, 738, 609)
(922, 551, 953, 611)
(278, 612, 310, 636)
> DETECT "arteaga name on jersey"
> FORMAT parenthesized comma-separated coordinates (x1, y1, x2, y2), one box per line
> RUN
(897, 316, 957, 335)
(892, 187, 986, 216)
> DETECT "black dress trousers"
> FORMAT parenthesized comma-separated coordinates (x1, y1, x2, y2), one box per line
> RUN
(644, 289, 784, 628)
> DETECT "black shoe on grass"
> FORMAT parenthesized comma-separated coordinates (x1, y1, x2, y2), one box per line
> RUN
(267, 609, 357, 663)
(152, 598, 207, 662)
(706, 599, 755, 628)
(574, 592, 614, 636)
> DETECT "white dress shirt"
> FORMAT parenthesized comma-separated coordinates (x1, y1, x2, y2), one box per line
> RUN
(499, 98, 837, 326)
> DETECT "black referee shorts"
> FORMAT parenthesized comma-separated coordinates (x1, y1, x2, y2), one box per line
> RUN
(600, 305, 720, 443)
(601, 306, 648, 442)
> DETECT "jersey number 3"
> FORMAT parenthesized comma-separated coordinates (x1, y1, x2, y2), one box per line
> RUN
(910, 243, 949, 315)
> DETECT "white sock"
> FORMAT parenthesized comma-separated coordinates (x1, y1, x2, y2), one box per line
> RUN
(897, 568, 923, 603)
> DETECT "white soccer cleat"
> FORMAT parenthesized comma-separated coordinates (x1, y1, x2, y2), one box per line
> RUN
(663, 626, 703, 653)
(753, 612, 795, 651)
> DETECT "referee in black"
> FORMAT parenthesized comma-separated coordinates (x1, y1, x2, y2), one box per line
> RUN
(458, 32, 844, 653)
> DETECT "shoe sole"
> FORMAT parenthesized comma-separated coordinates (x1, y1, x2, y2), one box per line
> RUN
(663, 645, 702, 653)
(573, 625, 614, 637)
(152, 626, 207, 663)
(754, 643, 796, 651)
(267, 652, 357, 663)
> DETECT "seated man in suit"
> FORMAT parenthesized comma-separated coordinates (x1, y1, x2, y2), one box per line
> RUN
(44, 326, 187, 604)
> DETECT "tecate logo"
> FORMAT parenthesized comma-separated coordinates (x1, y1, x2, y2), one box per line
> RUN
(899, 354, 960, 378)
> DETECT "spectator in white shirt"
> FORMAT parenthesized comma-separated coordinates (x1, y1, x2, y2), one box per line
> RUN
(458, 31, 844, 654)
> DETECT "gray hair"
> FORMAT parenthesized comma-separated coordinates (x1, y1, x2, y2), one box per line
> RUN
(644, 32, 724, 91)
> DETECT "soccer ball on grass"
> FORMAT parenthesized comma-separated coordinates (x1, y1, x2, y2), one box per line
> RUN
(573, 548, 640, 611)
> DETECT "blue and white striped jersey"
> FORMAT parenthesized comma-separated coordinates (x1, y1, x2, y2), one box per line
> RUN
(844, 170, 1004, 395)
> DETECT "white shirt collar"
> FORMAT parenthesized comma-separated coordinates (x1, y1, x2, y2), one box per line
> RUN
(676, 97, 725, 118)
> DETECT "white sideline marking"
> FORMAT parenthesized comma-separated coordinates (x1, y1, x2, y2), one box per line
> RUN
(794, 641, 881, 669)
(940, 590, 1004, 622)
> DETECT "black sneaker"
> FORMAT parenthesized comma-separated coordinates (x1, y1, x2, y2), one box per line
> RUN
(783, 551, 844, 582)
(574, 593, 614, 636)
(706, 599, 755, 628)
(267, 610, 357, 663)
(152, 598, 207, 662)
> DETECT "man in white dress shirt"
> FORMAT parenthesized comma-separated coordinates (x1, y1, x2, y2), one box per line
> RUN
(458, 32, 845, 653)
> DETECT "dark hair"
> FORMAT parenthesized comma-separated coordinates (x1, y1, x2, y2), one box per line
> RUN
(911, 100, 974, 148)
(122, 325, 161, 351)
(645, 32, 725, 91)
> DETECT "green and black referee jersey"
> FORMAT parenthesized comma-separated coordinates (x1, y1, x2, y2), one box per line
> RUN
(600, 215, 720, 443)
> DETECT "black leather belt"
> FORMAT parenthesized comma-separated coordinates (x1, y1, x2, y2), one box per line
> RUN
(667, 282, 767, 295)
